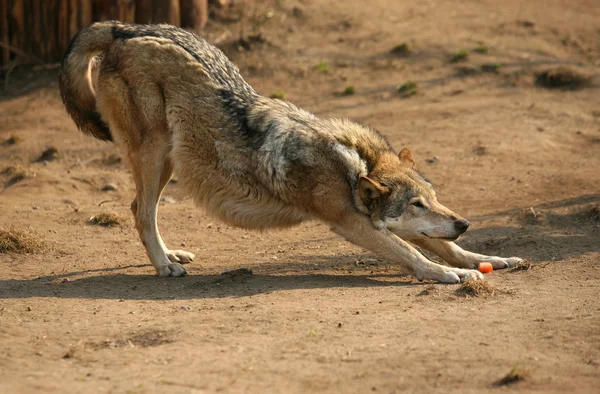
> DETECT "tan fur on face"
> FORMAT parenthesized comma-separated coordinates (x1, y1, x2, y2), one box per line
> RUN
(385, 197, 464, 240)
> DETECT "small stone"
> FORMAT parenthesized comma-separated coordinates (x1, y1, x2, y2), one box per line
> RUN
(292, 6, 304, 19)
(101, 183, 118, 191)
(36, 147, 58, 162)
(160, 196, 176, 204)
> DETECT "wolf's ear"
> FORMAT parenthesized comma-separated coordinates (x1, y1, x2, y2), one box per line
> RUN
(358, 176, 390, 208)
(399, 148, 417, 169)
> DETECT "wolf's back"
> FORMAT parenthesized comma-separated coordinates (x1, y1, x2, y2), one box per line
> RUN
(58, 21, 122, 142)
(59, 21, 258, 143)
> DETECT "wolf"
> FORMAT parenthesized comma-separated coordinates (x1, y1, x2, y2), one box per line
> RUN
(59, 21, 522, 283)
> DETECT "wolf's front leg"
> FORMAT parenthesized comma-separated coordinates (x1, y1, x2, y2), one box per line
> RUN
(410, 239, 523, 270)
(331, 215, 483, 283)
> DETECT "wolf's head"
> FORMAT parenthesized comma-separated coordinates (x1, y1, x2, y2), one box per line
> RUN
(357, 148, 469, 240)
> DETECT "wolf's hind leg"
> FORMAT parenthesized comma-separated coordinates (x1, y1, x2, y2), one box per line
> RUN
(155, 158, 196, 265)
(128, 142, 187, 277)
(409, 239, 523, 270)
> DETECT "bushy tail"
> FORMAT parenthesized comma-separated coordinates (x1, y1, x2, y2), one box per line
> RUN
(58, 21, 122, 142)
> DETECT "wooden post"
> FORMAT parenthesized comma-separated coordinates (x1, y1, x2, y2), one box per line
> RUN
(0, 0, 221, 68)
(57, 0, 69, 58)
(135, 0, 153, 24)
(152, 0, 180, 26)
(80, 0, 93, 27)
(68, 0, 79, 39)
(9, 0, 26, 59)
(68, 0, 93, 38)
(0, 0, 9, 65)
(118, 0, 136, 23)
(40, 0, 61, 63)
(31, 0, 42, 60)
(180, 0, 208, 31)
(93, 0, 119, 21)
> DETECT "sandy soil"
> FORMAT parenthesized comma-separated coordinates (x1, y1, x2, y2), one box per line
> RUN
(1, 0, 599, 393)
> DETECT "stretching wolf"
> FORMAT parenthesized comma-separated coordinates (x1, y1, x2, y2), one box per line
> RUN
(59, 22, 522, 283)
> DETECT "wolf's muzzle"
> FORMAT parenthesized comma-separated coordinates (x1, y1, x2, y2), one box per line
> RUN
(454, 219, 470, 234)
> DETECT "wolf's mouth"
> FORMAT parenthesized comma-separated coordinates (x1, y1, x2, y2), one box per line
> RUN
(421, 232, 460, 241)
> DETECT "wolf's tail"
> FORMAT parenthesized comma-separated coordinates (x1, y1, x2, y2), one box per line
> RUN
(59, 21, 121, 142)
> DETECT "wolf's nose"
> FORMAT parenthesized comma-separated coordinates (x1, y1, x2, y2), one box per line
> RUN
(454, 219, 470, 233)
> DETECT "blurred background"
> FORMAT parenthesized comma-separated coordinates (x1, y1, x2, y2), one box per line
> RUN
(0, 0, 231, 68)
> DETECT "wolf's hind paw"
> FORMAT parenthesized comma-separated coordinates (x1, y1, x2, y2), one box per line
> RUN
(157, 263, 188, 277)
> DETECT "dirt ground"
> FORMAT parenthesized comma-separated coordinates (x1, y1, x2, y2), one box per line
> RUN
(1, 0, 599, 393)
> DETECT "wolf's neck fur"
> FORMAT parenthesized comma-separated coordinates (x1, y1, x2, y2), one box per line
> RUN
(248, 96, 393, 160)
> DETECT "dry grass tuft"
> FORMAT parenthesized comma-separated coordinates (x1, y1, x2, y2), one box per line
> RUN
(535, 67, 589, 89)
(88, 212, 126, 227)
(270, 91, 286, 99)
(1, 165, 35, 188)
(84, 329, 174, 353)
(0, 227, 44, 253)
(390, 42, 411, 56)
(473, 144, 488, 156)
(520, 207, 544, 225)
(397, 81, 418, 97)
(473, 44, 488, 54)
(450, 49, 469, 62)
(510, 261, 532, 272)
(416, 284, 440, 297)
(216, 268, 254, 284)
(35, 146, 59, 162)
(2, 135, 21, 146)
(579, 203, 600, 222)
(494, 366, 530, 386)
(456, 280, 497, 297)
(481, 63, 500, 73)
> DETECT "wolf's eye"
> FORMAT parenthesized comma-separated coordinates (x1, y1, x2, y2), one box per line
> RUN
(412, 201, 425, 208)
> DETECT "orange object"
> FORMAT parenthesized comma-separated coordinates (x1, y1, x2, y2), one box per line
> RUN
(478, 262, 493, 274)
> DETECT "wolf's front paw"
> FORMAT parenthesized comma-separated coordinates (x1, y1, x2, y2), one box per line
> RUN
(167, 250, 195, 264)
(441, 268, 483, 284)
(486, 256, 523, 270)
(503, 257, 523, 268)
(157, 263, 188, 277)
